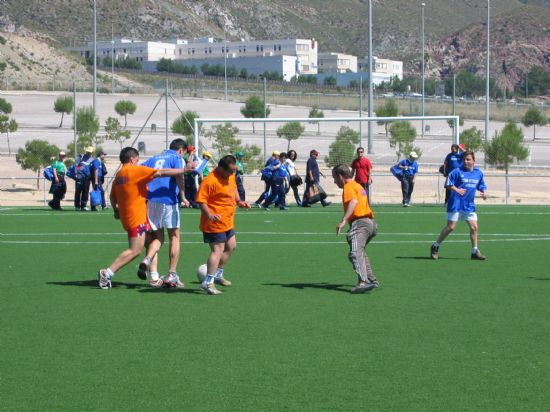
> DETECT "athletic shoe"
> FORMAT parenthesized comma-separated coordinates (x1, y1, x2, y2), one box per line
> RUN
(350, 283, 375, 294)
(200, 281, 223, 295)
(148, 278, 164, 288)
(164, 273, 185, 289)
(302, 204, 311, 208)
(322, 201, 331, 207)
(98, 269, 111, 290)
(403, 203, 410, 208)
(471, 250, 486, 260)
(279, 206, 289, 210)
(137, 259, 149, 280)
(369, 279, 380, 288)
(215, 277, 232, 287)
(82, 207, 90, 211)
(430, 244, 439, 260)
(75, 207, 81, 211)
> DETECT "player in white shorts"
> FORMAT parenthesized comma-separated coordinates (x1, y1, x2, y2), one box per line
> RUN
(138, 139, 191, 287)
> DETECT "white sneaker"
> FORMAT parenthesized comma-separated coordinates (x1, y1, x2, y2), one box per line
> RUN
(148, 278, 164, 288)
(98, 269, 111, 289)
(163, 273, 185, 289)
(200, 281, 222, 295)
(215, 276, 232, 287)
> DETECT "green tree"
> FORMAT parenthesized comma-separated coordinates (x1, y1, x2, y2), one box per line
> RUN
(484, 122, 529, 196)
(277, 122, 305, 151)
(522, 66, 550, 96)
(206, 123, 263, 171)
(0, 115, 17, 156)
(308, 106, 325, 135)
(323, 76, 336, 86)
(16, 139, 60, 188)
(104, 117, 131, 148)
(66, 135, 93, 160)
(446, 113, 465, 131)
(76, 106, 100, 147)
(0, 97, 13, 114)
(114, 100, 137, 128)
(53, 95, 74, 128)
(325, 126, 360, 167)
(171, 110, 201, 144)
(521, 107, 547, 141)
(389, 121, 418, 161)
(459, 127, 484, 153)
(240, 96, 270, 133)
(376, 99, 399, 136)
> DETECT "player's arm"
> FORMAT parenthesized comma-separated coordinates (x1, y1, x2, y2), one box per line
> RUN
(93, 167, 99, 189)
(234, 188, 251, 209)
(154, 167, 185, 178)
(198, 202, 221, 222)
(337, 198, 358, 236)
(53, 167, 59, 183)
(176, 174, 189, 207)
(109, 188, 119, 219)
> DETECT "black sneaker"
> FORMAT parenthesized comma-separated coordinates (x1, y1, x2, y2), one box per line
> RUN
(471, 250, 486, 260)
(137, 260, 149, 280)
(430, 244, 439, 260)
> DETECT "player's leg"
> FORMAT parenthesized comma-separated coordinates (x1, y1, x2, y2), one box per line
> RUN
(347, 220, 374, 293)
(467, 215, 486, 260)
(431, 214, 458, 259)
(400, 177, 409, 206)
(363, 218, 379, 286)
(201, 240, 226, 295)
(143, 230, 164, 283)
(214, 233, 236, 286)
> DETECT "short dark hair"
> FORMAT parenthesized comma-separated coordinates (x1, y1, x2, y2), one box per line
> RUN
(119, 147, 139, 164)
(169, 138, 187, 151)
(332, 164, 353, 179)
(280, 152, 288, 159)
(451, 144, 459, 150)
(357, 147, 364, 152)
(218, 154, 237, 171)
(463, 150, 475, 161)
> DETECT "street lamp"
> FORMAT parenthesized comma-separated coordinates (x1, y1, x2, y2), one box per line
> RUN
(421, 2, 425, 137)
(485, 0, 490, 144)
(367, 0, 373, 154)
(92, 0, 97, 113)
(111, 24, 115, 94)
(224, 28, 228, 101)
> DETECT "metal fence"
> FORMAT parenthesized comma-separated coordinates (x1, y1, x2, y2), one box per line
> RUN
(1, 173, 548, 208)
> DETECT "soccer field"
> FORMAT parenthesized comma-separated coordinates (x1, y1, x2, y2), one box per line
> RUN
(2, 205, 549, 411)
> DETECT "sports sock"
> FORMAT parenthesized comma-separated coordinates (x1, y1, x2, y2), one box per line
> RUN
(214, 268, 224, 278)
(205, 275, 215, 285)
(433, 242, 440, 248)
(149, 271, 159, 281)
(472, 247, 478, 253)
(106, 268, 114, 277)
(143, 256, 152, 266)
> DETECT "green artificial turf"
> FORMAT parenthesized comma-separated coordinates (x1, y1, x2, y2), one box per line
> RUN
(1, 205, 549, 411)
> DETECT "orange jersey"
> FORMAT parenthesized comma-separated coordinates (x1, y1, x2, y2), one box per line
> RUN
(110, 164, 157, 230)
(342, 180, 374, 222)
(196, 170, 238, 233)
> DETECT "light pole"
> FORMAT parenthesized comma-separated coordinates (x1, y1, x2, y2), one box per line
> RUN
(485, 0, 490, 145)
(367, 0, 373, 154)
(421, 2, 426, 137)
(111, 23, 115, 94)
(93, 0, 97, 113)
(224, 29, 228, 101)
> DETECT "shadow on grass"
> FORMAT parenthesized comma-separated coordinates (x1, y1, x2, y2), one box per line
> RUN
(47, 280, 145, 289)
(139, 287, 202, 294)
(263, 282, 350, 293)
(395, 256, 462, 260)
(528, 277, 550, 281)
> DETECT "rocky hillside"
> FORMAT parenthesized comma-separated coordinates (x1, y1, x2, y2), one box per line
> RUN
(1, 0, 549, 88)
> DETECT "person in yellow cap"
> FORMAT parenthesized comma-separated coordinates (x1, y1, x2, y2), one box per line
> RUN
(201, 151, 212, 178)
(73, 145, 94, 211)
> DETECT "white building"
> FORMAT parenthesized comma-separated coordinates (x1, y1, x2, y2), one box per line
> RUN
(174, 38, 318, 75)
(318, 53, 357, 73)
(358, 56, 403, 79)
(68, 38, 177, 62)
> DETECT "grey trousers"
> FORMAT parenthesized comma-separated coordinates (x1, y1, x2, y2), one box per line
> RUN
(346, 217, 378, 283)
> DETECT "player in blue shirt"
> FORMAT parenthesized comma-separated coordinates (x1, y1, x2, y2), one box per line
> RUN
(90, 151, 107, 211)
(138, 139, 189, 288)
(396, 151, 419, 207)
(263, 152, 290, 210)
(431, 151, 488, 260)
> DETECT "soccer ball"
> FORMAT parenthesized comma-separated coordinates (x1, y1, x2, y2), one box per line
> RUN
(196, 264, 208, 282)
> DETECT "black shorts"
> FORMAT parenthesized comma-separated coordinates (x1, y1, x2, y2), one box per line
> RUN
(203, 229, 235, 244)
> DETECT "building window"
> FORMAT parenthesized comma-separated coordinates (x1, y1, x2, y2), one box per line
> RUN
(274, 45, 277, 51)
(256, 45, 259, 52)
(209, 47, 212, 54)
(192, 49, 195, 54)
(243, 47, 246, 53)
(239, 47, 242, 53)
(302, 65, 310, 71)
(260, 45, 263, 52)
(222, 47, 225, 53)
(278, 45, 281, 51)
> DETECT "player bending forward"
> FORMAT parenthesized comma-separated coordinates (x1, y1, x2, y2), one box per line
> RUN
(333, 164, 379, 294)
(97, 147, 186, 289)
(196, 155, 250, 295)
(431, 151, 488, 260)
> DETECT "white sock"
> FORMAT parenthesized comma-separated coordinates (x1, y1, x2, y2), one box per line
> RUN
(472, 247, 478, 253)
(106, 268, 114, 277)
(149, 271, 159, 281)
(205, 274, 215, 285)
(214, 268, 224, 278)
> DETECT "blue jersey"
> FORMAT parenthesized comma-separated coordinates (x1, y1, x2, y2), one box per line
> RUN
(142, 150, 184, 205)
(273, 162, 289, 179)
(90, 158, 104, 178)
(444, 152, 463, 174)
(398, 159, 418, 177)
(446, 166, 487, 213)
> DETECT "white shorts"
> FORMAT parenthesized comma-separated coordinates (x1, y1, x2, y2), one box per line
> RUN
(446, 211, 478, 222)
(147, 202, 180, 230)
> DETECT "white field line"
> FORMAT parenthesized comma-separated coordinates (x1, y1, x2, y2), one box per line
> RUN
(1, 237, 550, 245)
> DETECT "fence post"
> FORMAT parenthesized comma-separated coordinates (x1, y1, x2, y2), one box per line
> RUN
(505, 174, 509, 205)
(43, 177, 47, 206)
(437, 174, 441, 204)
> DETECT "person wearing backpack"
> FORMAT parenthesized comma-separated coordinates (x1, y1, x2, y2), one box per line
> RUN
(74, 146, 94, 211)
(48, 151, 67, 210)
(90, 151, 107, 211)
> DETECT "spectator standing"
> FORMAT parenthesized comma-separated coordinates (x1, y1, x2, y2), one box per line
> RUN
(264, 152, 290, 210)
(74, 146, 94, 211)
(48, 151, 67, 211)
(196, 155, 251, 295)
(333, 164, 378, 293)
(351, 147, 373, 199)
(183, 145, 200, 208)
(285, 149, 302, 206)
(431, 151, 488, 260)
(138, 139, 189, 288)
(235, 151, 246, 201)
(302, 149, 330, 207)
(97, 147, 186, 289)
(396, 152, 419, 207)
(90, 151, 107, 211)
(442, 144, 464, 204)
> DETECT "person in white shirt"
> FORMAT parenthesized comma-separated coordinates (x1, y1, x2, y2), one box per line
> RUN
(285, 150, 303, 206)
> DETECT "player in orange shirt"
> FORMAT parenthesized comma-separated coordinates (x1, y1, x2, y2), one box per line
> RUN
(333, 164, 379, 294)
(196, 155, 250, 295)
(97, 147, 186, 289)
